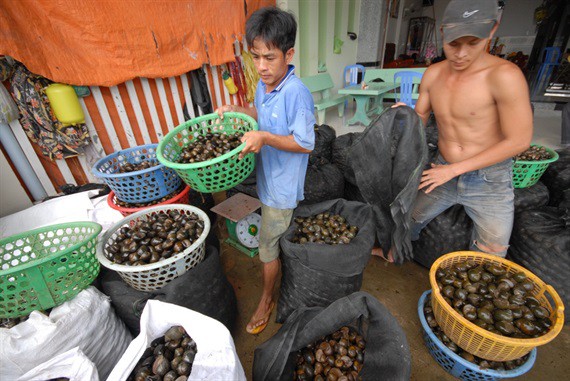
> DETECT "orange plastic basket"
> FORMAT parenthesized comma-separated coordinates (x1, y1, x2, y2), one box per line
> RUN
(429, 251, 564, 362)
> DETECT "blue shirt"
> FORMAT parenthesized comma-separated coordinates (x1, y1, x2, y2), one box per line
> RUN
(254, 65, 315, 209)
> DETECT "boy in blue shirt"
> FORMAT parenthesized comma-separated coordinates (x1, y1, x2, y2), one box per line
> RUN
(216, 7, 315, 334)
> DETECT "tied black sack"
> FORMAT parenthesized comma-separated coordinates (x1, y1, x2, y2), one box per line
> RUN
(347, 107, 427, 264)
(277, 199, 375, 323)
(508, 207, 570, 322)
(253, 292, 411, 381)
(100, 246, 237, 335)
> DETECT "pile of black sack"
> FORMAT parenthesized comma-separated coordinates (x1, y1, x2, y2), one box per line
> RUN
(412, 205, 473, 269)
(253, 292, 411, 381)
(514, 181, 550, 212)
(340, 107, 427, 263)
(100, 245, 237, 335)
(277, 199, 375, 323)
(508, 207, 570, 322)
(540, 147, 570, 207)
(302, 124, 345, 205)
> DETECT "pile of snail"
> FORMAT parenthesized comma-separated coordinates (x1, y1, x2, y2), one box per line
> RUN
(423, 297, 529, 371)
(293, 326, 365, 381)
(176, 132, 243, 164)
(105, 210, 204, 266)
(291, 213, 359, 245)
(514, 146, 552, 161)
(128, 326, 197, 381)
(435, 260, 552, 338)
(114, 186, 185, 208)
(119, 160, 157, 173)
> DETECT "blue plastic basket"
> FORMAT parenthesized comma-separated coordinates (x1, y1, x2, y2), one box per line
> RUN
(418, 291, 537, 381)
(92, 144, 181, 203)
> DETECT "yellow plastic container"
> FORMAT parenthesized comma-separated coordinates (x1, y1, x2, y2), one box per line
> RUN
(429, 251, 564, 362)
(222, 71, 238, 95)
(45, 83, 85, 125)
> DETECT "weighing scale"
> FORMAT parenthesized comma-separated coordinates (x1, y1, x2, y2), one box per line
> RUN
(211, 193, 262, 257)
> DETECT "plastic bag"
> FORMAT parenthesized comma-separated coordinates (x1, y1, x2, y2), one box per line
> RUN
(18, 347, 99, 381)
(0, 287, 132, 380)
(277, 199, 375, 322)
(253, 292, 411, 381)
(108, 300, 246, 381)
(0, 82, 19, 123)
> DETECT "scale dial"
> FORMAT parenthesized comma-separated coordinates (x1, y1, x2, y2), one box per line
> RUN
(236, 213, 262, 249)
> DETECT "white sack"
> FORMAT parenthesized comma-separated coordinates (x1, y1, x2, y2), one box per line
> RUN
(17, 347, 99, 381)
(108, 300, 245, 381)
(0, 287, 132, 380)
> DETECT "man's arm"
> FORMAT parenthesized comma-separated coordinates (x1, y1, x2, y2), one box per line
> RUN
(414, 68, 434, 126)
(420, 64, 533, 193)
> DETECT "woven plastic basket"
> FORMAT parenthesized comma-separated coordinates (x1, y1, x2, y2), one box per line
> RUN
(512, 145, 558, 188)
(92, 144, 182, 203)
(96, 205, 210, 291)
(0, 222, 102, 318)
(419, 290, 537, 381)
(156, 112, 258, 193)
(107, 185, 191, 217)
(430, 251, 564, 362)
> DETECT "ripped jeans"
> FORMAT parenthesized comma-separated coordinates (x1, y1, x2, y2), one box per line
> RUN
(411, 154, 514, 257)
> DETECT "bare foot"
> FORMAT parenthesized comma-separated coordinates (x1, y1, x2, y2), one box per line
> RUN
(246, 299, 275, 335)
(371, 246, 394, 263)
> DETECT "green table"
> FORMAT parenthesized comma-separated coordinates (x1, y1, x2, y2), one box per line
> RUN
(339, 82, 399, 126)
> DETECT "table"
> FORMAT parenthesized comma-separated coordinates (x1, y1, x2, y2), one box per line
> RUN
(338, 82, 399, 126)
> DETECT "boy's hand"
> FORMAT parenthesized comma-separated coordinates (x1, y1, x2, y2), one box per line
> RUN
(419, 163, 457, 193)
(391, 102, 408, 108)
(215, 105, 235, 119)
(239, 131, 265, 159)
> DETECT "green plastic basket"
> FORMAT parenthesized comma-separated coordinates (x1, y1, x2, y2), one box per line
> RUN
(157, 112, 258, 193)
(0, 222, 102, 318)
(512, 145, 559, 188)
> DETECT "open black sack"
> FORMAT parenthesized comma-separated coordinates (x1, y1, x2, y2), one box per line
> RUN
(412, 205, 473, 269)
(508, 207, 570, 321)
(277, 199, 375, 323)
(253, 292, 411, 381)
(100, 246, 237, 335)
(347, 107, 427, 263)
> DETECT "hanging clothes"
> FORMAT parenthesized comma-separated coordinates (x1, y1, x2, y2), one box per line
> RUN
(9, 64, 90, 160)
(183, 67, 213, 119)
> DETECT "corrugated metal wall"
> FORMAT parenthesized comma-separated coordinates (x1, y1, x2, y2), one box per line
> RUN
(8, 64, 238, 198)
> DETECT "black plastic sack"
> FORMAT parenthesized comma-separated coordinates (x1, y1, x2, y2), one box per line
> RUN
(302, 163, 345, 205)
(277, 199, 375, 323)
(541, 148, 570, 207)
(508, 207, 570, 321)
(344, 181, 366, 202)
(100, 246, 237, 335)
(253, 292, 411, 381)
(348, 107, 428, 263)
(514, 181, 550, 212)
(559, 189, 570, 210)
(332, 132, 360, 185)
(188, 189, 219, 252)
(311, 124, 336, 162)
(412, 205, 473, 269)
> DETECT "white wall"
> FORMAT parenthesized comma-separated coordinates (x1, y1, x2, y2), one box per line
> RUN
(0, 149, 33, 218)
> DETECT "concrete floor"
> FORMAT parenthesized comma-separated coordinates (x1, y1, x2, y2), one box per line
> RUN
(216, 104, 569, 380)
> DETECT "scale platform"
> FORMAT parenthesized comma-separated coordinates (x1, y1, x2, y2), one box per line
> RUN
(210, 193, 262, 257)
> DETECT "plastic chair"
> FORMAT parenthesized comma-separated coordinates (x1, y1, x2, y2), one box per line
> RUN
(533, 47, 561, 96)
(394, 71, 424, 107)
(343, 64, 366, 107)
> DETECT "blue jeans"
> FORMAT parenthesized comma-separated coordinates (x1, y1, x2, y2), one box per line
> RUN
(411, 154, 514, 257)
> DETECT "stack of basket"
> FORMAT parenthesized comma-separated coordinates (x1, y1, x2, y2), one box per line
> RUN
(419, 251, 565, 381)
(92, 144, 187, 217)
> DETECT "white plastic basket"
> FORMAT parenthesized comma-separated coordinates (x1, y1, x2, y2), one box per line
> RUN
(96, 204, 210, 291)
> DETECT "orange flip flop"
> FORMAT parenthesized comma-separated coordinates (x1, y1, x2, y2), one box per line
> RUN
(246, 302, 275, 335)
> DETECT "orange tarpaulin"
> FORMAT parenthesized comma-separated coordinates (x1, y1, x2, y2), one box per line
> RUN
(0, 0, 274, 86)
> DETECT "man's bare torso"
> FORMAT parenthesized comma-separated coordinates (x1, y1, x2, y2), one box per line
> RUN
(427, 55, 512, 164)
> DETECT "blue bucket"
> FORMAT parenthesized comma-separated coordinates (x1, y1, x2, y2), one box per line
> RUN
(418, 290, 537, 381)
(92, 144, 181, 203)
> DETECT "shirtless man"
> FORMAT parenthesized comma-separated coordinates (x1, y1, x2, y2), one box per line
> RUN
(409, 0, 533, 257)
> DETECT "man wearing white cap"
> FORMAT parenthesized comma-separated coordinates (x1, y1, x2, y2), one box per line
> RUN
(409, 0, 533, 257)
